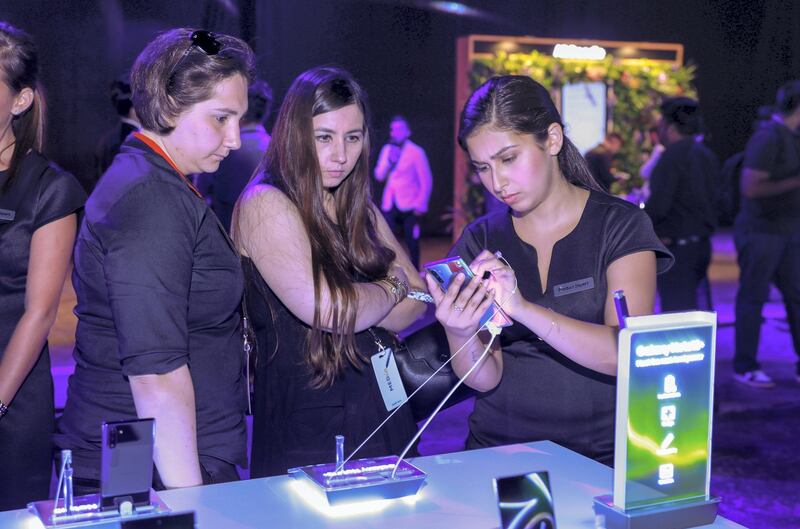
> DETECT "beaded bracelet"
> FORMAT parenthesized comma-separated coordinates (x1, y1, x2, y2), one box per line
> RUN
(0, 399, 8, 419)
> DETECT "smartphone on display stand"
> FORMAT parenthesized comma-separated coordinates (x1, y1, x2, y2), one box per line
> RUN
(100, 418, 155, 510)
(424, 256, 512, 329)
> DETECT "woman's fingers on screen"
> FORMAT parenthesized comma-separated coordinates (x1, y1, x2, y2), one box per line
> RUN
(453, 273, 481, 309)
(441, 272, 464, 305)
(465, 278, 489, 314)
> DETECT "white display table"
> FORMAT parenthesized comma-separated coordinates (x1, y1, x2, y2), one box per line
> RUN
(0, 441, 746, 528)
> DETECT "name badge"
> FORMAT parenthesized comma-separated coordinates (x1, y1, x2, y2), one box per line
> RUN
(553, 276, 595, 297)
(370, 346, 408, 412)
(0, 208, 15, 222)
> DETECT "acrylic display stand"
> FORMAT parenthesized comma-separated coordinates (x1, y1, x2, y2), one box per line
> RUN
(289, 454, 426, 507)
(28, 490, 170, 528)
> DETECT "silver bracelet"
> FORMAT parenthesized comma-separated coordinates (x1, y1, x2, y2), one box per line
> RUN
(0, 399, 8, 419)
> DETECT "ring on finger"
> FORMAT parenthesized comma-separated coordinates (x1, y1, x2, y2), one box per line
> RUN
(453, 305, 463, 312)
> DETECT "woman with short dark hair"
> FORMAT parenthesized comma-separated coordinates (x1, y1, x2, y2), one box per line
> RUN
(235, 66, 426, 477)
(0, 21, 86, 511)
(56, 28, 254, 490)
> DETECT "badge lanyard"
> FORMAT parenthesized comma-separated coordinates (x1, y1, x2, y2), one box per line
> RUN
(133, 132, 203, 198)
(368, 329, 408, 411)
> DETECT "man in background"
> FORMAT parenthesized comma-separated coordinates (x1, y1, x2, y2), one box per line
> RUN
(645, 97, 718, 313)
(585, 132, 623, 192)
(733, 80, 800, 388)
(198, 79, 272, 232)
(375, 115, 432, 268)
(94, 73, 140, 185)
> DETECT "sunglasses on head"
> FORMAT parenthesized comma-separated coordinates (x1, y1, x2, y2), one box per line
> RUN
(167, 30, 222, 87)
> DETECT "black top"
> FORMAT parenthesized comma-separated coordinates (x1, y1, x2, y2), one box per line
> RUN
(55, 136, 247, 479)
(645, 137, 719, 240)
(245, 257, 418, 478)
(0, 152, 86, 353)
(0, 151, 85, 373)
(737, 119, 800, 233)
(450, 190, 672, 464)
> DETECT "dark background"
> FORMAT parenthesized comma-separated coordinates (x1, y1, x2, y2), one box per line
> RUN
(2, 0, 798, 235)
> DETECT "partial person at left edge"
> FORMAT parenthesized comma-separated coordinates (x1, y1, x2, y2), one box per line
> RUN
(55, 28, 255, 494)
(0, 22, 86, 511)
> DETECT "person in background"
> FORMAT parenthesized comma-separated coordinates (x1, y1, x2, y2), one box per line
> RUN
(733, 80, 800, 388)
(374, 115, 432, 268)
(426, 75, 672, 465)
(640, 126, 665, 181)
(584, 132, 623, 192)
(644, 97, 718, 313)
(0, 22, 86, 511)
(94, 72, 140, 184)
(197, 78, 272, 231)
(235, 66, 426, 477)
(56, 28, 254, 492)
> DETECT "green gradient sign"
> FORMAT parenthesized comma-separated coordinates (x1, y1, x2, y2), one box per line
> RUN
(613, 312, 716, 511)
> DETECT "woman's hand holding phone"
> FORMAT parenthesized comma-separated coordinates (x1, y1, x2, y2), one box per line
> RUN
(469, 250, 525, 319)
(424, 270, 495, 338)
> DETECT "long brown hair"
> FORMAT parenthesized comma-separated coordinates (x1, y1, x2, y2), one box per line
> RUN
(0, 22, 45, 192)
(243, 66, 395, 388)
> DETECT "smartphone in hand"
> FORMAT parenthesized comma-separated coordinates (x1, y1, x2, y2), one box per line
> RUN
(424, 256, 512, 329)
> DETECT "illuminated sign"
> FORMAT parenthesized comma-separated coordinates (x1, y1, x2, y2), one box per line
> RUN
(613, 311, 716, 511)
(552, 43, 606, 60)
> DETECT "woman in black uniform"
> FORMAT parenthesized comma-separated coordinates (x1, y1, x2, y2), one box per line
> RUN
(56, 28, 254, 490)
(0, 22, 86, 510)
(426, 76, 673, 465)
(235, 66, 427, 477)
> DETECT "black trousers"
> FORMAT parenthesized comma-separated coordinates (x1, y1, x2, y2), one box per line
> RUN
(657, 237, 712, 313)
(733, 228, 800, 374)
(0, 349, 55, 512)
(384, 207, 421, 268)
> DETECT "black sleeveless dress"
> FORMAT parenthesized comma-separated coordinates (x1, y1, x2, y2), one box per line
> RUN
(245, 259, 418, 478)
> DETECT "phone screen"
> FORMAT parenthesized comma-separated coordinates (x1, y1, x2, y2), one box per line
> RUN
(424, 256, 512, 328)
(494, 471, 557, 529)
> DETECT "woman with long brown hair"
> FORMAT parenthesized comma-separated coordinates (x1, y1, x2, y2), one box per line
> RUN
(0, 22, 85, 510)
(235, 66, 426, 477)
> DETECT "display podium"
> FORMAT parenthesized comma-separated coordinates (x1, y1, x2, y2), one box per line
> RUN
(594, 311, 720, 528)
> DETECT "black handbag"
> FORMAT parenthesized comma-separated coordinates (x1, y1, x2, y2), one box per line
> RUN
(380, 322, 475, 422)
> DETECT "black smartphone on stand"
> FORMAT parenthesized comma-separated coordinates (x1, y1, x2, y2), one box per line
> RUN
(424, 256, 512, 329)
(100, 418, 155, 510)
